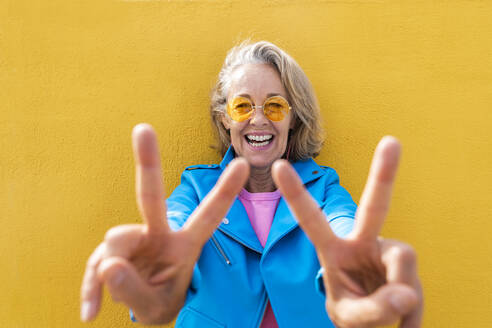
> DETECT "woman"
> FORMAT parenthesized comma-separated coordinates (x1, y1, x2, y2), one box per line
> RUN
(80, 41, 422, 327)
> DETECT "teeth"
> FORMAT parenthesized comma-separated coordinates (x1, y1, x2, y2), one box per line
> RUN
(247, 134, 273, 142)
(249, 140, 270, 147)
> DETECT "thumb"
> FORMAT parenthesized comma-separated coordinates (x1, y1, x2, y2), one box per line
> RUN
(334, 283, 418, 327)
(98, 257, 159, 321)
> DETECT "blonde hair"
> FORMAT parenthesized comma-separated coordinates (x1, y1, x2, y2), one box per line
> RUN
(210, 40, 324, 161)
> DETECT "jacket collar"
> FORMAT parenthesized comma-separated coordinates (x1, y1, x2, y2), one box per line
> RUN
(219, 146, 235, 170)
(219, 146, 325, 185)
(217, 146, 325, 253)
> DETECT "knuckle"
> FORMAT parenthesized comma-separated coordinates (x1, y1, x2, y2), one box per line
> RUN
(104, 226, 122, 242)
(86, 255, 96, 268)
(99, 257, 126, 277)
(105, 257, 126, 271)
(86, 244, 105, 267)
(328, 302, 353, 328)
(335, 312, 354, 328)
(104, 224, 143, 246)
(105, 224, 140, 242)
(391, 243, 417, 264)
(332, 314, 354, 328)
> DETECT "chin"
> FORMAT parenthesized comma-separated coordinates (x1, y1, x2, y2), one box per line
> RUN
(245, 155, 276, 169)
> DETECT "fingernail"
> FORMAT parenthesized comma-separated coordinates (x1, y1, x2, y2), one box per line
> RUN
(389, 293, 413, 314)
(80, 301, 94, 322)
(110, 270, 125, 286)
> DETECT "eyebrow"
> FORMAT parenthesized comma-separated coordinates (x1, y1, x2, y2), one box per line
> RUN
(236, 93, 283, 101)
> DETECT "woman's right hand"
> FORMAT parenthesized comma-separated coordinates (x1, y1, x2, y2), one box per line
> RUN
(80, 124, 249, 324)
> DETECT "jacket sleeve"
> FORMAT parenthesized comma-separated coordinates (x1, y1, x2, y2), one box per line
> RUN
(165, 169, 201, 230)
(320, 166, 357, 238)
(316, 167, 357, 296)
(167, 169, 203, 294)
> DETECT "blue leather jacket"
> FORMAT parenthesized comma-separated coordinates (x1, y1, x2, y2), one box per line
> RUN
(133, 147, 357, 327)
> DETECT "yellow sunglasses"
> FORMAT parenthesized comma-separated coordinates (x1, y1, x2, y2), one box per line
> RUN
(227, 95, 291, 122)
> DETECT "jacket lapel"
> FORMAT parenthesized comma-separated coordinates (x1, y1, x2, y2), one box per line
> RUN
(218, 199, 264, 253)
(216, 147, 263, 252)
(263, 158, 326, 253)
(262, 197, 296, 254)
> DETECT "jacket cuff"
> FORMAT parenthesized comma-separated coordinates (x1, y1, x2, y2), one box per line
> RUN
(315, 267, 326, 296)
(129, 308, 137, 322)
(328, 215, 355, 239)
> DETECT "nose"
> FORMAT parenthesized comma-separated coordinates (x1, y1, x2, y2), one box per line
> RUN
(249, 106, 269, 126)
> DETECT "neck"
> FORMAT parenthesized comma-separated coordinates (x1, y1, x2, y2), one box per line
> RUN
(245, 166, 276, 193)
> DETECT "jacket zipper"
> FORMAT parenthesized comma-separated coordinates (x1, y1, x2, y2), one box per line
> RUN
(211, 234, 231, 265)
(217, 227, 263, 255)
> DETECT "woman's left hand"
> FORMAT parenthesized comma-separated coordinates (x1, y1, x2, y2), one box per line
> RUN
(272, 136, 423, 328)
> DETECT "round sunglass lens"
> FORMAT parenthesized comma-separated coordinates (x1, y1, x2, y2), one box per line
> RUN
(264, 97, 289, 121)
(228, 97, 253, 122)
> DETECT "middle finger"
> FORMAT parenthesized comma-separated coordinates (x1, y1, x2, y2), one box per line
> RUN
(351, 136, 401, 241)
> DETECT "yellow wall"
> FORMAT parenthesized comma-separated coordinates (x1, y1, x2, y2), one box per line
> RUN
(1, 1, 491, 327)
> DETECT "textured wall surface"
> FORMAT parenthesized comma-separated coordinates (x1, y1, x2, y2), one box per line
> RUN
(1, 1, 491, 327)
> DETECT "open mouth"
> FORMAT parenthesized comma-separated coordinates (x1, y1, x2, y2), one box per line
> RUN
(245, 134, 274, 147)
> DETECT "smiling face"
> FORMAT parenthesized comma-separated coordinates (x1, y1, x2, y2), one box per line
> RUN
(222, 63, 294, 169)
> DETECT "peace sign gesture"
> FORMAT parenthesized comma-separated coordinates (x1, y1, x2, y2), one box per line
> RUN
(80, 124, 249, 324)
(273, 137, 423, 328)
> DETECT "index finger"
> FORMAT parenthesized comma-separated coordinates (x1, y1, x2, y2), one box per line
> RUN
(352, 136, 401, 241)
(183, 158, 249, 245)
(272, 160, 337, 249)
(182, 158, 249, 246)
(132, 123, 168, 233)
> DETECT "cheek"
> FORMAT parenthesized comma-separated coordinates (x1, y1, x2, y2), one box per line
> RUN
(277, 121, 292, 141)
(229, 123, 245, 143)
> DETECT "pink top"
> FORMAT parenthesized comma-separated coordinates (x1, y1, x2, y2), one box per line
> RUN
(238, 188, 281, 328)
